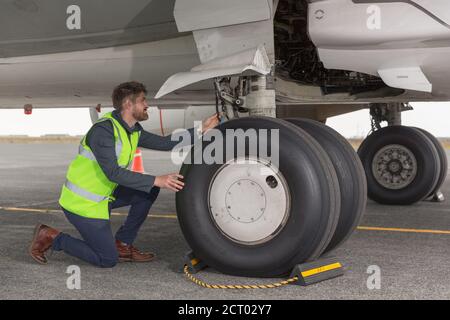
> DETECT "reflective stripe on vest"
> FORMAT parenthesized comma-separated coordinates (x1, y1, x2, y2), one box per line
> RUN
(64, 180, 108, 203)
(78, 141, 123, 163)
(111, 119, 123, 156)
(77, 117, 126, 167)
(78, 145, 96, 161)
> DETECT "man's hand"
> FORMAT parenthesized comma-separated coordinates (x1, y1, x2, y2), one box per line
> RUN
(202, 113, 221, 134)
(154, 174, 185, 192)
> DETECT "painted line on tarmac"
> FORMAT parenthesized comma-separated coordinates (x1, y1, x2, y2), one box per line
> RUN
(357, 226, 450, 235)
(2, 206, 450, 235)
(0, 207, 60, 214)
(0, 206, 177, 219)
(148, 214, 177, 219)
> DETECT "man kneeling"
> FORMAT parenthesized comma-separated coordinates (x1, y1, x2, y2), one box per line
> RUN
(29, 81, 218, 267)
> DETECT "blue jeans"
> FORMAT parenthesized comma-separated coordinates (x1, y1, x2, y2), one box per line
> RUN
(52, 186, 160, 268)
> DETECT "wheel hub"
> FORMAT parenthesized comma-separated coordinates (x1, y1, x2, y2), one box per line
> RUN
(388, 160, 401, 173)
(208, 158, 290, 245)
(372, 144, 418, 190)
(225, 180, 266, 223)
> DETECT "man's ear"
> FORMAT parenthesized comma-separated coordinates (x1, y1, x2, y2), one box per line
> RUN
(122, 98, 132, 111)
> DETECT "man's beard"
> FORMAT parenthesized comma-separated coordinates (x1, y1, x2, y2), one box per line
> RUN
(133, 108, 149, 121)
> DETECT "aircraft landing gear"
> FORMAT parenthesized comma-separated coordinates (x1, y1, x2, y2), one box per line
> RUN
(358, 103, 447, 205)
(286, 118, 367, 254)
(415, 128, 448, 202)
(176, 117, 341, 277)
(175, 75, 368, 277)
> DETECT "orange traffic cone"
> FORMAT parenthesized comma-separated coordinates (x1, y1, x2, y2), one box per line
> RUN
(131, 149, 145, 173)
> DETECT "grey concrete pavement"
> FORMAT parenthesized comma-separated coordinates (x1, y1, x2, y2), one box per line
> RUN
(0, 143, 449, 300)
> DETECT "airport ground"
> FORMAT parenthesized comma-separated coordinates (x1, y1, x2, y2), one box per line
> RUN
(0, 142, 449, 300)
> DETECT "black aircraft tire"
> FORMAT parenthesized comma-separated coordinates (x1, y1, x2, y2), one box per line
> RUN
(286, 118, 367, 254)
(414, 128, 448, 198)
(358, 126, 440, 205)
(176, 117, 340, 277)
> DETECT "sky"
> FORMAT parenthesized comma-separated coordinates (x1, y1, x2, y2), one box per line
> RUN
(0, 102, 449, 138)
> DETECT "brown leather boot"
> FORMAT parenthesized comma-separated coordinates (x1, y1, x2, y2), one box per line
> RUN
(29, 224, 61, 264)
(115, 240, 155, 263)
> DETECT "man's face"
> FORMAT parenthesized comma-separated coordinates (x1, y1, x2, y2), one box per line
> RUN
(130, 92, 149, 121)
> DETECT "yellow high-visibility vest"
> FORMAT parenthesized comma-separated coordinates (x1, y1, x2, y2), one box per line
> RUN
(59, 112, 140, 220)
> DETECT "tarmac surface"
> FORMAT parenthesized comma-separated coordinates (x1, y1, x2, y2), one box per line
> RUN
(0, 143, 449, 300)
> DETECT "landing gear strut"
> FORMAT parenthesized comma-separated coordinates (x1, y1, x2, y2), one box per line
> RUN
(214, 74, 277, 119)
(369, 102, 412, 130)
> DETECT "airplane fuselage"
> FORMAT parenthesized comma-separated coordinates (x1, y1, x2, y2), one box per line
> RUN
(1, 0, 450, 114)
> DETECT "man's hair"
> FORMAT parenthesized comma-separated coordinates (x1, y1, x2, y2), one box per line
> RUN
(112, 81, 148, 111)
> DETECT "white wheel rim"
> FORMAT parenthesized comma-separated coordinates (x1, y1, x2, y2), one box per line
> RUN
(372, 144, 418, 190)
(208, 157, 291, 245)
